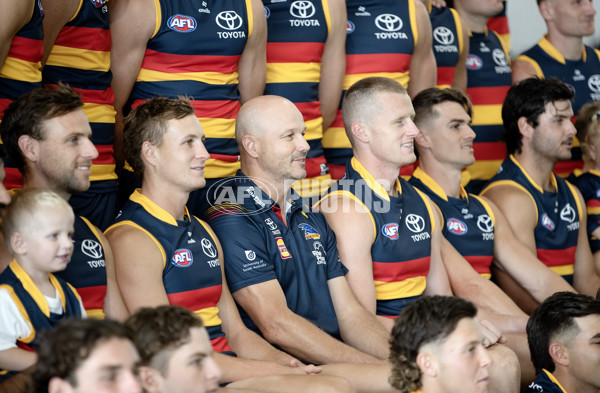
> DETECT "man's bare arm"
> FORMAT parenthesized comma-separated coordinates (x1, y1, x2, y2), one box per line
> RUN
(407, 0, 436, 97)
(40, 0, 79, 66)
(237, 0, 267, 104)
(0, 0, 35, 68)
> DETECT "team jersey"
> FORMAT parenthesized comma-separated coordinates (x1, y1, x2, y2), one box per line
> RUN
(43, 0, 116, 183)
(568, 169, 600, 253)
(486, 0, 509, 51)
(481, 155, 582, 284)
(322, 0, 419, 178)
(523, 369, 568, 393)
(55, 216, 108, 319)
(464, 29, 511, 192)
(263, 0, 331, 180)
(318, 157, 435, 316)
(126, 0, 254, 179)
(106, 190, 232, 353)
(409, 168, 495, 278)
(514, 37, 600, 176)
(205, 173, 346, 338)
(429, 6, 463, 89)
(0, 260, 83, 381)
(0, 0, 44, 188)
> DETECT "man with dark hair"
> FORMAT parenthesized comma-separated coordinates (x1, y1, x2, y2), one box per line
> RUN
(0, 85, 126, 320)
(0, 145, 11, 210)
(125, 305, 222, 393)
(524, 291, 600, 393)
(410, 87, 575, 313)
(32, 318, 141, 393)
(389, 295, 492, 393)
(482, 78, 600, 312)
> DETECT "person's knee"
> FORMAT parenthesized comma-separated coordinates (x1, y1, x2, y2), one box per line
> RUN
(487, 344, 521, 393)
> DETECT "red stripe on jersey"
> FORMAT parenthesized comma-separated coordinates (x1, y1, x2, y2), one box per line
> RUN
(167, 284, 223, 311)
(537, 246, 576, 267)
(473, 142, 507, 161)
(467, 86, 510, 105)
(140, 49, 241, 74)
(132, 99, 240, 120)
(45, 84, 115, 105)
(53, 26, 111, 51)
(7, 36, 43, 63)
(437, 66, 456, 87)
(554, 160, 583, 177)
(210, 335, 232, 353)
(294, 101, 321, 121)
(75, 285, 107, 310)
(372, 256, 431, 282)
(346, 53, 412, 74)
(465, 255, 493, 275)
(267, 42, 325, 63)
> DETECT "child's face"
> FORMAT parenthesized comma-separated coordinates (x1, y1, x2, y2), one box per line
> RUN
(20, 205, 74, 273)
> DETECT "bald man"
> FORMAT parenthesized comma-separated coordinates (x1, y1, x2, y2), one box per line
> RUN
(205, 95, 396, 391)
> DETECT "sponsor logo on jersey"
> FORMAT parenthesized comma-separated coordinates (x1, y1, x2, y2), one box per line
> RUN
(346, 20, 355, 34)
(276, 237, 292, 259)
(405, 214, 426, 233)
(492, 49, 511, 73)
(477, 215, 494, 233)
(312, 241, 327, 264)
(560, 204, 576, 223)
(245, 250, 256, 261)
(265, 218, 278, 231)
(447, 218, 468, 235)
(466, 54, 483, 70)
(382, 223, 399, 240)
(541, 213, 555, 231)
(288, 1, 320, 26)
(588, 75, 600, 100)
(90, 0, 105, 7)
(298, 223, 320, 240)
(374, 13, 407, 39)
(264, 6, 271, 19)
(201, 238, 218, 258)
(168, 15, 197, 33)
(172, 249, 193, 267)
(81, 239, 103, 259)
(215, 11, 246, 38)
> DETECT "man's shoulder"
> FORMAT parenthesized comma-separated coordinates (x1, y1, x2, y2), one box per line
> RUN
(522, 370, 564, 393)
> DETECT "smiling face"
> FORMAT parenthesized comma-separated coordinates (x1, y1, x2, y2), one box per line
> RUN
(365, 92, 419, 169)
(152, 115, 210, 192)
(529, 100, 576, 163)
(34, 109, 98, 195)
(430, 318, 492, 393)
(543, 0, 596, 38)
(563, 314, 600, 392)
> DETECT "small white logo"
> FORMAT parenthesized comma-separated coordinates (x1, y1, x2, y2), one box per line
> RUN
(405, 214, 425, 233)
(433, 26, 454, 45)
(201, 238, 218, 258)
(375, 14, 403, 32)
(215, 11, 243, 30)
(588, 75, 600, 93)
(560, 204, 576, 223)
(81, 239, 103, 259)
(492, 49, 508, 66)
(245, 250, 256, 261)
(290, 1, 315, 18)
(476, 215, 494, 233)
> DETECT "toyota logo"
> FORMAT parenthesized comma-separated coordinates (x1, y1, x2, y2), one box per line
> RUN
(375, 14, 403, 32)
(201, 238, 218, 258)
(492, 49, 508, 66)
(405, 214, 425, 233)
(290, 1, 315, 18)
(81, 239, 103, 259)
(476, 215, 494, 233)
(215, 11, 243, 30)
(588, 75, 600, 93)
(433, 26, 454, 45)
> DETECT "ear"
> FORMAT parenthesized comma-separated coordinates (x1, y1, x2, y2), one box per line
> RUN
(17, 135, 40, 164)
(538, 0, 553, 21)
(242, 135, 259, 159)
(138, 366, 162, 393)
(141, 141, 157, 168)
(415, 128, 430, 149)
(10, 232, 27, 256)
(549, 342, 570, 367)
(48, 377, 72, 393)
(416, 351, 437, 378)
(517, 116, 534, 141)
(587, 136, 598, 162)
(350, 121, 369, 144)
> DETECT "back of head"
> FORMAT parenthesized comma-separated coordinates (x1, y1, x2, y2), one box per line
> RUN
(1, 188, 72, 254)
(32, 318, 130, 393)
(0, 84, 82, 174)
(389, 295, 477, 392)
(501, 77, 573, 155)
(574, 101, 600, 163)
(123, 97, 195, 178)
(125, 305, 204, 374)
(342, 77, 408, 146)
(526, 291, 600, 374)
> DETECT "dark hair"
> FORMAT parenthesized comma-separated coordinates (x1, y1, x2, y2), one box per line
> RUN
(413, 88, 473, 128)
(123, 97, 195, 178)
(501, 77, 573, 155)
(389, 296, 477, 392)
(0, 84, 83, 174)
(32, 318, 131, 393)
(527, 291, 600, 374)
(574, 101, 600, 162)
(125, 305, 205, 374)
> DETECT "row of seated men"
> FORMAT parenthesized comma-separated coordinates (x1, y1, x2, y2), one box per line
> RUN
(1, 0, 597, 231)
(0, 75, 599, 393)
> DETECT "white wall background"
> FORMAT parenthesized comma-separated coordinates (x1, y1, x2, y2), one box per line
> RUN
(507, 0, 600, 58)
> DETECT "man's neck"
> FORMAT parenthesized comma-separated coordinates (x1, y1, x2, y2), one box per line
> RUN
(553, 367, 598, 393)
(22, 176, 71, 201)
(456, 10, 488, 34)
(546, 30, 584, 61)
(141, 180, 189, 221)
(353, 153, 401, 196)
(513, 152, 556, 192)
(418, 159, 464, 199)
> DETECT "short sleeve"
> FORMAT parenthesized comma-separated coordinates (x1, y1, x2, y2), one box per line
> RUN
(321, 215, 348, 280)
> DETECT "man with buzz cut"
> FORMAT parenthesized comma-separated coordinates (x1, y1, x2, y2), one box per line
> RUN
(481, 77, 600, 312)
(409, 87, 576, 312)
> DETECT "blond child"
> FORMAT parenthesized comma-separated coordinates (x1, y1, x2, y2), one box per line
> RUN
(0, 189, 85, 382)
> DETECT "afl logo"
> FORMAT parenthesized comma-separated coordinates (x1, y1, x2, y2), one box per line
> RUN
(168, 15, 197, 33)
(447, 218, 468, 235)
(172, 249, 193, 267)
(90, 0, 105, 7)
(382, 223, 399, 240)
(541, 213, 555, 231)
(346, 20, 355, 34)
(466, 54, 483, 70)
(264, 6, 271, 19)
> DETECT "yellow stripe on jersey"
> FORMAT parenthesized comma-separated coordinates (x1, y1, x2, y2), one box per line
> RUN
(198, 118, 236, 140)
(374, 276, 427, 300)
(195, 306, 223, 327)
(204, 159, 241, 179)
(550, 264, 574, 277)
(471, 104, 503, 126)
(344, 72, 409, 90)
(91, 164, 118, 181)
(82, 102, 116, 124)
(514, 55, 544, 78)
(266, 63, 321, 84)
(0, 57, 41, 82)
(0, 283, 35, 343)
(305, 117, 323, 140)
(45, 46, 111, 72)
(137, 69, 239, 85)
(322, 126, 351, 149)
